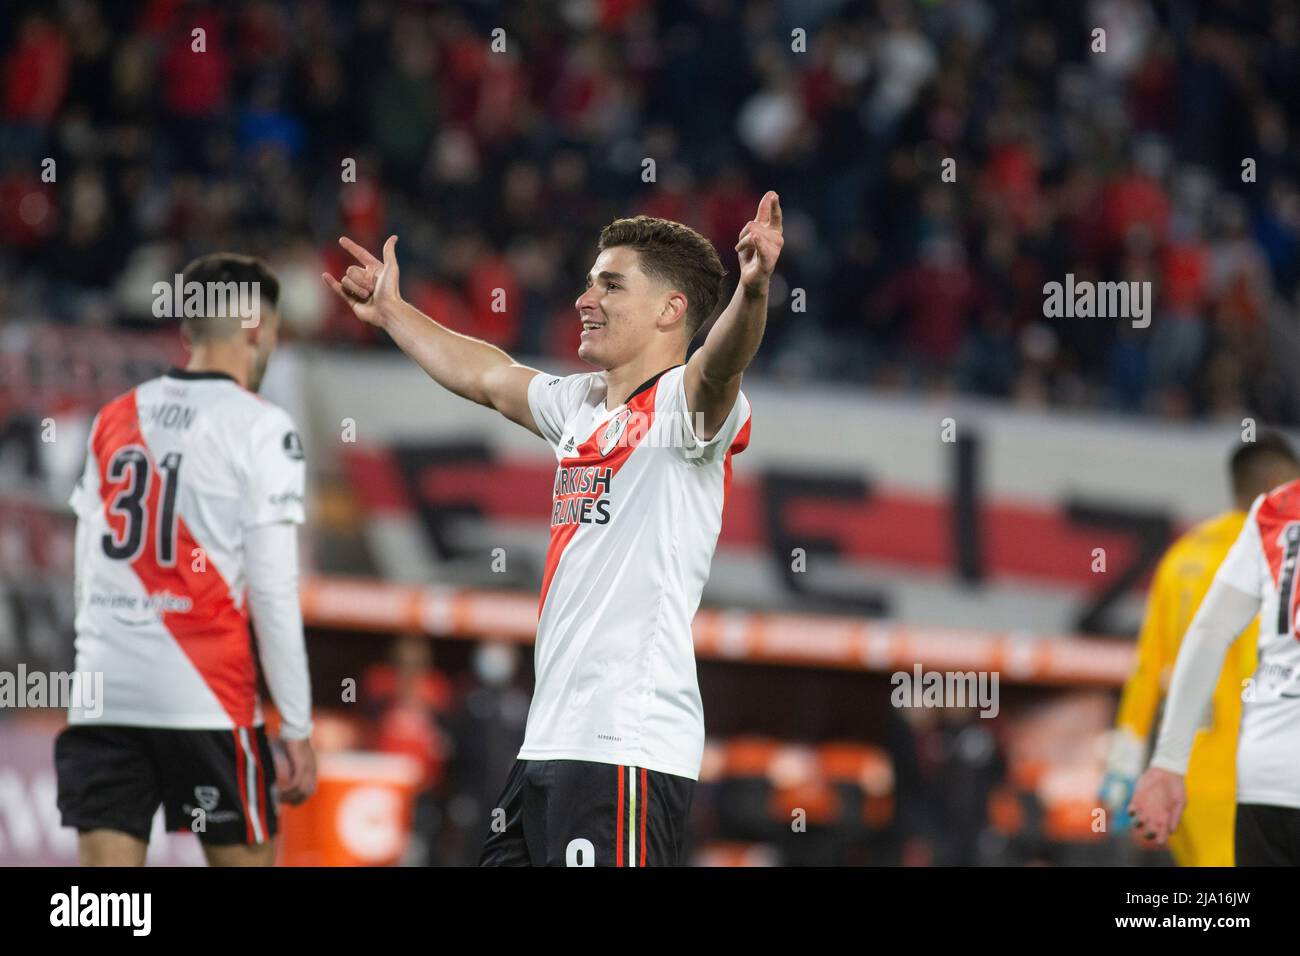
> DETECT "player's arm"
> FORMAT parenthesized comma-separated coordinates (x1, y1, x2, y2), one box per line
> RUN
(242, 413, 317, 804)
(683, 191, 782, 441)
(1128, 575, 1259, 844)
(244, 519, 316, 805)
(322, 236, 542, 437)
(245, 522, 311, 741)
(245, 529, 317, 806)
(1148, 575, 1259, 775)
(1100, 555, 1176, 826)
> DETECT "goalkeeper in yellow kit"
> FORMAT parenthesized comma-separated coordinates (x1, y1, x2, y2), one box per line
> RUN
(1101, 433, 1299, 865)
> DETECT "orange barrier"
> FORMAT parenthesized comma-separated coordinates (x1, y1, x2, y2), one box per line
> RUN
(277, 751, 423, 867)
(300, 575, 1135, 686)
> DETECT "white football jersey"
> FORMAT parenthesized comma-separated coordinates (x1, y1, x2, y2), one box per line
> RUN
(1215, 479, 1300, 807)
(518, 363, 751, 780)
(68, 369, 306, 730)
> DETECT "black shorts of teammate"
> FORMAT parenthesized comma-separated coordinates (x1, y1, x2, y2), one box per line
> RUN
(55, 724, 278, 846)
(1234, 803, 1300, 866)
(479, 759, 694, 866)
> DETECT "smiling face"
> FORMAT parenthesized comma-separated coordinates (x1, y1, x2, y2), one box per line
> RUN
(574, 246, 684, 369)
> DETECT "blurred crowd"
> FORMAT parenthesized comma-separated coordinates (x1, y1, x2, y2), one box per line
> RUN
(3, 0, 1300, 419)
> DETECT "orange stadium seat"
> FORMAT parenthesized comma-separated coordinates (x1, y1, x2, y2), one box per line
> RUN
(768, 781, 841, 827)
(816, 742, 896, 830)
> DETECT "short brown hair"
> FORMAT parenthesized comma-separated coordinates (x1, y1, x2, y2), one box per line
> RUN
(1231, 430, 1299, 500)
(598, 215, 726, 342)
(178, 253, 280, 341)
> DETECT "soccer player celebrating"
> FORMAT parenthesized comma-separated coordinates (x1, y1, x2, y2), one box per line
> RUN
(324, 193, 783, 865)
(57, 254, 317, 866)
(1129, 435, 1300, 865)
(1101, 435, 1298, 865)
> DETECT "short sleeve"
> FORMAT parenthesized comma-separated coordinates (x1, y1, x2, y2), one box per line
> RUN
(527, 371, 593, 450)
(657, 365, 751, 465)
(1216, 497, 1266, 598)
(242, 406, 306, 528)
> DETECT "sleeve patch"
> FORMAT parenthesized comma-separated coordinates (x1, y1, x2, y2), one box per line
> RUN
(282, 431, 304, 460)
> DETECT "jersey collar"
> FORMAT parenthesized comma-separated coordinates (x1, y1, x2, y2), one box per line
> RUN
(165, 367, 238, 384)
(621, 363, 683, 407)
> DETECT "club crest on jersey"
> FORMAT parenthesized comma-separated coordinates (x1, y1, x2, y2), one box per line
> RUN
(194, 786, 220, 811)
(599, 409, 631, 457)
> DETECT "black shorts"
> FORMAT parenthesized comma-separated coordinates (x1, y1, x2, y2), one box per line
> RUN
(55, 724, 278, 846)
(479, 759, 694, 867)
(1234, 803, 1300, 866)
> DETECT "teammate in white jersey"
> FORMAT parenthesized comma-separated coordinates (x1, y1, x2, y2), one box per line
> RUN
(57, 254, 316, 866)
(325, 194, 783, 865)
(1130, 459, 1300, 865)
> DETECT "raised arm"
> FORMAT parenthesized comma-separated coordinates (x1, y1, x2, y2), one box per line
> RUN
(323, 235, 542, 436)
(683, 191, 783, 440)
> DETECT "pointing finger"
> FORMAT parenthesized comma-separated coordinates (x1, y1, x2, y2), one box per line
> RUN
(339, 236, 382, 269)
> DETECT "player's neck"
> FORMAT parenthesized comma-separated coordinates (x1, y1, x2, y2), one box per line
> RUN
(185, 344, 250, 389)
(603, 354, 685, 408)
